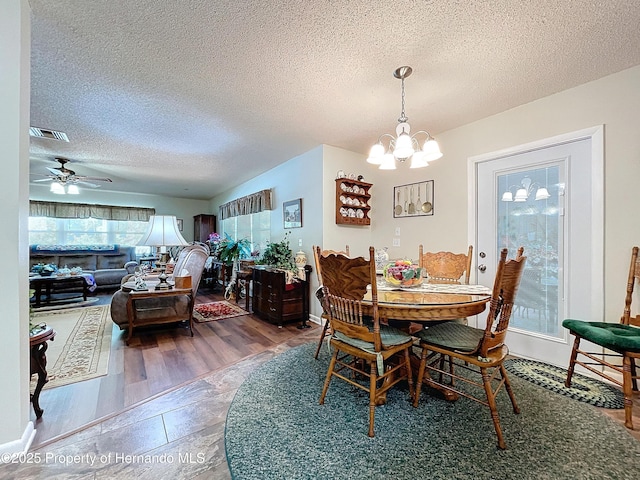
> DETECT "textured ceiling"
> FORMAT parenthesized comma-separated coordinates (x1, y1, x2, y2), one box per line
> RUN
(29, 0, 640, 200)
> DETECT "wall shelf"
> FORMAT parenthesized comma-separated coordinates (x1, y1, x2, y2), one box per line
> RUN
(335, 178, 372, 226)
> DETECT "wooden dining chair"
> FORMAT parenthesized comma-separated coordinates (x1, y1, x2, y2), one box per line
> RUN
(312, 245, 350, 359)
(413, 247, 526, 449)
(419, 245, 473, 284)
(318, 246, 415, 437)
(563, 246, 640, 430)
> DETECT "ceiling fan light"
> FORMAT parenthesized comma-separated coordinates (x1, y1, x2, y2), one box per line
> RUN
(393, 132, 414, 159)
(51, 182, 65, 194)
(409, 151, 429, 168)
(514, 188, 528, 202)
(379, 153, 396, 170)
(366, 143, 385, 164)
(501, 191, 514, 202)
(422, 139, 443, 161)
(67, 184, 80, 194)
(535, 187, 550, 201)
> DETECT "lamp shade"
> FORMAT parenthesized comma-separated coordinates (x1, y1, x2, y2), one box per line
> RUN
(379, 153, 397, 170)
(535, 187, 550, 201)
(137, 215, 188, 247)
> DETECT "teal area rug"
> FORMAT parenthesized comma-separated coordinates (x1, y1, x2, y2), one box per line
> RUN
(225, 342, 640, 480)
(504, 358, 625, 409)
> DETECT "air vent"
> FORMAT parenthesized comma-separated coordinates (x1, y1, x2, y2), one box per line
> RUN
(29, 127, 69, 142)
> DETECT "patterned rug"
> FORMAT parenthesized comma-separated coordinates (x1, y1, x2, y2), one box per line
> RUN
(504, 358, 624, 409)
(193, 301, 248, 323)
(225, 342, 639, 480)
(30, 305, 112, 390)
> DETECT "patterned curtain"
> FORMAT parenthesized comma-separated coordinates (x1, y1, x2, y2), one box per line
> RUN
(219, 189, 272, 220)
(29, 201, 155, 221)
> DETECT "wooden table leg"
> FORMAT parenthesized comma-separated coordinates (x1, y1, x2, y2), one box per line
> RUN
(30, 341, 49, 418)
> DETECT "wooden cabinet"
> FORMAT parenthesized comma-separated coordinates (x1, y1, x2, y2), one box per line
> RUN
(251, 266, 311, 326)
(335, 178, 372, 225)
(193, 214, 216, 243)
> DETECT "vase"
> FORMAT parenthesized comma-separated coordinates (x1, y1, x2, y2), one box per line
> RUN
(375, 247, 389, 271)
(295, 250, 307, 280)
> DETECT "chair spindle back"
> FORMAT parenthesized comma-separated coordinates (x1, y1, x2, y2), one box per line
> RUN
(479, 247, 526, 357)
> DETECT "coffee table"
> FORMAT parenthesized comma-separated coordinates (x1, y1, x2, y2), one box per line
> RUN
(29, 274, 89, 307)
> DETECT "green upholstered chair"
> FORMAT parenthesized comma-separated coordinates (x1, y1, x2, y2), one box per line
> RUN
(317, 246, 415, 438)
(413, 247, 527, 449)
(563, 246, 640, 430)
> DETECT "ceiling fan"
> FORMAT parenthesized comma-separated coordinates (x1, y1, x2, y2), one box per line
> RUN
(32, 157, 113, 191)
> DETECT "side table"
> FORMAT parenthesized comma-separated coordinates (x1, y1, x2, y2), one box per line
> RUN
(30, 326, 55, 418)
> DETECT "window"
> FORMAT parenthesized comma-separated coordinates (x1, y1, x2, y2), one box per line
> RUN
(220, 211, 270, 256)
(28, 217, 153, 255)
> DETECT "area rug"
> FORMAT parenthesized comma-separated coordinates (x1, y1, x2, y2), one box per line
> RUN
(504, 358, 624, 409)
(193, 301, 247, 323)
(225, 342, 640, 480)
(30, 305, 112, 390)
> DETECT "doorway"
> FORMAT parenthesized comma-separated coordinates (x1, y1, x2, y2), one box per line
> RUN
(469, 127, 604, 367)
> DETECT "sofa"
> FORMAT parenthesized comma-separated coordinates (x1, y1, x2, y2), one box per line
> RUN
(29, 244, 138, 290)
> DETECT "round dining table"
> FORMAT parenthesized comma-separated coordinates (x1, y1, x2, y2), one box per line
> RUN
(362, 282, 492, 324)
(361, 281, 493, 402)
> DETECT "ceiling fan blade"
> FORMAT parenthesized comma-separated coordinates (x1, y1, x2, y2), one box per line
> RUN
(77, 176, 113, 183)
(76, 180, 100, 188)
(33, 178, 54, 183)
(46, 167, 64, 176)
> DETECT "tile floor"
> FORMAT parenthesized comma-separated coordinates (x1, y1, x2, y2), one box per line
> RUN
(3, 332, 316, 480)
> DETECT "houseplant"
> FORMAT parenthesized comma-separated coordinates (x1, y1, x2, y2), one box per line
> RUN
(256, 232, 296, 272)
(217, 233, 251, 300)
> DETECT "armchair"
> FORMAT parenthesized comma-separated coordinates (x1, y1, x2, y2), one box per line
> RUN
(110, 243, 209, 344)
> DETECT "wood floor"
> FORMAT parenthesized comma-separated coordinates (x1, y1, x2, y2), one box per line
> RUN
(31, 287, 319, 448)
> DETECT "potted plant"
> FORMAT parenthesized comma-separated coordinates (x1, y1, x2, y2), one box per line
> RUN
(217, 233, 251, 300)
(256, 232, 296, 272)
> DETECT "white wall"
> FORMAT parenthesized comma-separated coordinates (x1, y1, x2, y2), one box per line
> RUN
(30, 186, 212, 243)
(0, 0, 33, 451)
(210, 146, 325, 317)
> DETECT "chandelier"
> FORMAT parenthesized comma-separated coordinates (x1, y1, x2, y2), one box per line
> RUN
(501, 177, 550, 202)
(366, 66, 442, 169)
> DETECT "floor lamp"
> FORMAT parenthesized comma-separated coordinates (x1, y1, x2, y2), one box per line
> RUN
(137, 215, 189, 290)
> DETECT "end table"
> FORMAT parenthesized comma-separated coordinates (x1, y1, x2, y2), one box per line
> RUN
(30, 326, 55, 418)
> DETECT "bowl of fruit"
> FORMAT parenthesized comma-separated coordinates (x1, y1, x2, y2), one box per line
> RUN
(383, 260, 423, 288)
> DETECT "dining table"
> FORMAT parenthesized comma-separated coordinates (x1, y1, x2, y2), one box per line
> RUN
(363, 280, 492, 324)
(361, 280, 493, 402)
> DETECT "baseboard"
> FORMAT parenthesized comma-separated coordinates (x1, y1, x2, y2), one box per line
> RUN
(308, 314, 323, 326)
(0, 422, 36, 457)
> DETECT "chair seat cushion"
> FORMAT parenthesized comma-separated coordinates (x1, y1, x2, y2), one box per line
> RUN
(562, 319, 640, 353)
(416, 322, 484, 353)
(334, 324, 412, 350)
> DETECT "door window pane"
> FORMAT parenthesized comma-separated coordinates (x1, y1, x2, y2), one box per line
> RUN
(497, 165, 562, 337)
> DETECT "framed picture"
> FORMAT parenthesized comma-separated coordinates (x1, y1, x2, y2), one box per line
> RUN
(393, 180, 434, 218)
(283, 198, 302, 228)
(177, 218, 184, 231)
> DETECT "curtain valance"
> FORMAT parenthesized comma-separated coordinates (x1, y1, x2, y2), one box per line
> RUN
(219, 189, 272, 220)
(29, 201, 155, 221)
